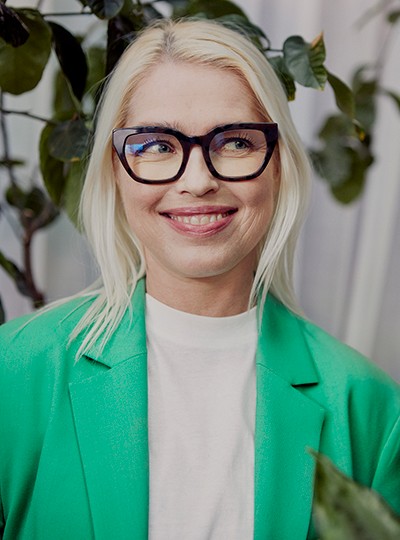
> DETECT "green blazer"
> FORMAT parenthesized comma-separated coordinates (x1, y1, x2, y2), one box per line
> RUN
(1, 279, 399, 539)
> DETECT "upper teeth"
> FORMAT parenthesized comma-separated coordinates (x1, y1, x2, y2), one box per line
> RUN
(170, 213, 227, 225)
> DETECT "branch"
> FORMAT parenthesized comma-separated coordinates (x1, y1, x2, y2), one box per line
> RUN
(0, 93, 18, 187)
(0, 108, 55, 125)
(22, 218, 45, 308)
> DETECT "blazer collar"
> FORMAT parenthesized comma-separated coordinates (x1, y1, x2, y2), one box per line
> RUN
(254, 294, 324, 539)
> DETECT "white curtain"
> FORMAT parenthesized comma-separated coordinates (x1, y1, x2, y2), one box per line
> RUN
(1, 0, 399, 380)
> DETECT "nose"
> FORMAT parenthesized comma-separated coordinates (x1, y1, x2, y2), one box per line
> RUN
(176, 146, 220, 197)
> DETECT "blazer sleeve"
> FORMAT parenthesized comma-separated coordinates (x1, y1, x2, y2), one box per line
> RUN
(371, 414, 400, 515)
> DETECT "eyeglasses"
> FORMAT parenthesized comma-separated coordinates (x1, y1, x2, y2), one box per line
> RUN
(112, 122, 278, 184)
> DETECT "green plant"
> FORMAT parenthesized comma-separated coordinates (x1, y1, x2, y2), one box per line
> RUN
(312, 450, 400, 539)
(0, 0, 397, 318)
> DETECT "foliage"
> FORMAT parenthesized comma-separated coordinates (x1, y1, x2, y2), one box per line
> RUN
(0, 0, 399, 316)
(312, 451, 400, 539)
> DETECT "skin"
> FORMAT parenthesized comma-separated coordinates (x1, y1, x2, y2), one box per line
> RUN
(115, 61, 280, 316)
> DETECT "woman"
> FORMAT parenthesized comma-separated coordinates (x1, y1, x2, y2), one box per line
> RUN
(0, 18, 399, 540)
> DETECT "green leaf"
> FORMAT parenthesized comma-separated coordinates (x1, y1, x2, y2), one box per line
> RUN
(283, 33, 327, 90)
(327, 71, 355, 118)
(215, 14, 269, 50)
(53, 70, 79, 121)
(39, 123, 66, 206)
(0, 2, 30, 47)
(47, 118, 90, 162)
(5, 183, 27, 209)
(79, 0, 124, 20)
(49, 22, 88, 101)
(268, 55, 296, 101)
(352, 67, 377, 130)
(106, 14, 140, 74)
(0, 251, 30, 297)
(0, 295, 5, 324)
(63, 161, 86, 227)
(312, 451, 400, 539)
(85, 45, 106, 107)
(0, 9, 51, 95)
(174, 0, 246, 18)
(387, 10, 400, 24)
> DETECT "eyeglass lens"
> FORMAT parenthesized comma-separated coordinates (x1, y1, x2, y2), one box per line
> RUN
(123, 128, 269, 182)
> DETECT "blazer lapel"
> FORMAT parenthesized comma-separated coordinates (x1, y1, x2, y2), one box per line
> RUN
(69, 280, 149, 540)
(254, 296, 325, 540)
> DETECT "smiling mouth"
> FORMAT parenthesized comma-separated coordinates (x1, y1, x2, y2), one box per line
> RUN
(166, 211, 235, 225)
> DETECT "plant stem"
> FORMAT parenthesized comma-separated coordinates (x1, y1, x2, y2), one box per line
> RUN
(22, 221, 45, 308)
(0, 108, 55, 124)
(0, 93, 18, 187)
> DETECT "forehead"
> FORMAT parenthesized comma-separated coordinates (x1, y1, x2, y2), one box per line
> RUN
(123, 61, 263, 134)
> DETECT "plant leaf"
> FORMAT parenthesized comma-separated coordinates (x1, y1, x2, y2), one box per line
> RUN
(283, 33, 327, 90)
(47, 118, 90, 162)
(174, 0, 246, 18)
(39, 123, 67, 206)
(0, 2, 30, 47)
(381, 88, 400, 113)
(268, 55, 296, 101)
(387, 10, 400, 24)
(106, 14, 140, 74)
(215, 14, 269, 50)
(79, 0, 124, 20)
(312, 451, 400, 539)
(49, 22, 88, 101)
(0, 9, 51, 95)
(63, 161, 86, 227)
(327, 71, 355, 118)
(0, 251, 30, 297)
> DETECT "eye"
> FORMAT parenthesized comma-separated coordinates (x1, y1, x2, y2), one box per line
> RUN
(126, 138, 176, 156)
(223, 138, 252, 151)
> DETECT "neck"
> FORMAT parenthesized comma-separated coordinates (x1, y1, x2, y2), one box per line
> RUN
(145, 269, 255, 317)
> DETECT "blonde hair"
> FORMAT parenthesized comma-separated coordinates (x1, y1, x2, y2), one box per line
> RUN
(74, 18, 311, 354)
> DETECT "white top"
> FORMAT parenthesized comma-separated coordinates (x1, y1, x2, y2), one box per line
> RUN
(146, 294, 257, 540)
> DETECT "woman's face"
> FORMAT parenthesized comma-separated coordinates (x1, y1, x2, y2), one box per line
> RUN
(115, 61, 280, 295)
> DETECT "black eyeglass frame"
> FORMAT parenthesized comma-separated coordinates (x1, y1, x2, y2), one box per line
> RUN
(112, 122, 278, 184)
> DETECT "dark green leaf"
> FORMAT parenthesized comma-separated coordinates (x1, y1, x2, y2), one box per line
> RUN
(387, 10, 400, 24)
(327, 71, 355, 118)
(48, 118, 90, 162)
(6, 184, 27, 209)
(0, 2, 30, 47)
(39, 123, 66, 206)
(0, 295, 5, 324)
(106, 14, 140, 74)
(283, 33, 327, 90)
(53, 70, 79, 121)
(174, 0, 246, 18)
(79, 0, 124, 20)
(268, 55, 296, 101)
(0, 9, 51, 95)
(63, 161, 86, 227)
(0, 251, 30, 297)
(49, 22, 88, 101)
(215, 14, 269, 50)
(84, 46, 106, 109)
(352, 67, 377, 130)
(312, 451, 400, 538)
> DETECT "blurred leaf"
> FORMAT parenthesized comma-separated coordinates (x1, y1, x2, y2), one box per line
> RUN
(5, 183, 27, 209)
(53, 70, 79, 121)
(0, 295, 4, 324)
(352, 67, 377, 129)
(49, 22, 88, 101)
(312, 451, 400, 539)
(174, 0, 246, 18)
(63, 161, 85, 227)
(283, 33, 327, 90)
(0, 251, 30, 297)
(387, 10, 400, 24)
(143, 3, 164, 22)
(79, 0, 124, 19)
(106, 14, 140, 74)
(327, 71, 355, 118)
(84, 45, 106, 110)
(215, 14, 269, 50)
(268, 55, 296, 101)
(39, 123, 66, 206)
(381, 88, 400, 112)
(48, 117, 90, 162)
(0, 2, 30, 47)
(0, 9, 51, 95)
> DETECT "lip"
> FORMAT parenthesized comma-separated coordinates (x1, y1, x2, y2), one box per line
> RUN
(160, 205, 238, 236)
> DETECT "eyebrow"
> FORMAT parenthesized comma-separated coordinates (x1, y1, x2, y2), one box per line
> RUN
(127, 120, 248, 135)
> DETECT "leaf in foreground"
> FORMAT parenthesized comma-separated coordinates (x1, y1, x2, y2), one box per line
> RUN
(312, 451, 400, 540)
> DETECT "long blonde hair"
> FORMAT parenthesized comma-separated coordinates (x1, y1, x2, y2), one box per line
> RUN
(73, 18, 311, 354)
